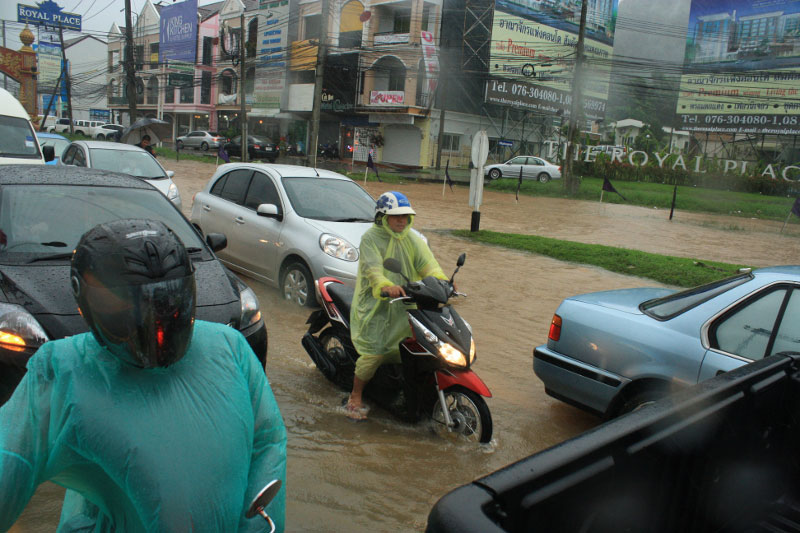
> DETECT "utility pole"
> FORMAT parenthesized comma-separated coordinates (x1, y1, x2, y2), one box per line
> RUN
(434, 74, 447, 170)
(309, 0, 330, 168)
(562, 0, 588, 196)
(239, 13, 248, 162)
(58, 25, 74, 134)
(3, 21, 7, 89)
(124, 0, 138, 125)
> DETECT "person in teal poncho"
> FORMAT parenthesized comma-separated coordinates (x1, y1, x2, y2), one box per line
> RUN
(345, 191, 448, 420)
(0, 219, 286, 532)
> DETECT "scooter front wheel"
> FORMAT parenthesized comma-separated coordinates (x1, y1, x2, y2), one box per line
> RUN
(431, 386, 492, 444)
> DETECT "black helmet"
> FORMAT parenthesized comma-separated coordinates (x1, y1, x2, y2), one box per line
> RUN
(71, 219, 196, 368)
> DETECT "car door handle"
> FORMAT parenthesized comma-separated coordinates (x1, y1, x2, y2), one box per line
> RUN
(202, 205, 211, 211)
(234, 217, 245, 225)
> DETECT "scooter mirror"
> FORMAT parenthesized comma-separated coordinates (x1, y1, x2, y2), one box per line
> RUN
(246, 479, 282, 521)
(383, 258, 403, 274)
(457, 253, 466, 267)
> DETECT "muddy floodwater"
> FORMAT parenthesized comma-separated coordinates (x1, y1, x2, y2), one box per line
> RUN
(11, 159, 799, 532)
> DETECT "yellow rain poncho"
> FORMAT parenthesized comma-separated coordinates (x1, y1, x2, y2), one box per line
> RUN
(0, 320, 286, 532)
(350, 215, 446, 380)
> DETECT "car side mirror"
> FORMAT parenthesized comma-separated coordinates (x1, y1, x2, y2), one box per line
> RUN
(42, 145, 55, 162)
(166, 170, 175, 179)
(257, 203, 282, 221)
(206, 232, 227, 252)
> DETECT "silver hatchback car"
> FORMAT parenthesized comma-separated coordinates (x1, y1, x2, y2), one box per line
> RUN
(191, 163, 378, 306)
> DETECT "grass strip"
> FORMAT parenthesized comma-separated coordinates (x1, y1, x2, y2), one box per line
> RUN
(451, 229, 751, 287)
(486, 176, 799, 222)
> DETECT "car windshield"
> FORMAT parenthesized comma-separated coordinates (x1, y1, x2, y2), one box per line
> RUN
(0, 115, 41, 159)
(0, 184, 206, 263)
(207, 132, 219, 136)
(37, 137, 70, 158)
(281, 177, 374, 221)
(249, 136, 266, 144)
(89, 148, 165, 179)
(641, 272, 754, 319)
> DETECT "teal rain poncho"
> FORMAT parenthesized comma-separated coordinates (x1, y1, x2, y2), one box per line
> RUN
(0, 320, 286, 532)
(350, 215, 447, 362)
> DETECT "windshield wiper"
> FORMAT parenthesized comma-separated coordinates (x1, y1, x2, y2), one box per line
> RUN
(26, 252, 74, 264)
(186, 247, 204, 254)
(330, 217, 373, 222)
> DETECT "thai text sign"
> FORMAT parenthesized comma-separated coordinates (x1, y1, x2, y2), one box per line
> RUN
(18, 2, 81, 31)
(369, 91, 405, 106)
(487, 0, 618, 119)
(159, 0, 198, 65)
(421, 30, 439, 97)
(676, 0, 800, 134)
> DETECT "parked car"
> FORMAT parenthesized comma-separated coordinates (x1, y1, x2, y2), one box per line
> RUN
(0, 88, 53, 165)
(223, 136, 278, 163)
(49, 118, 72, 134)
(72, 119, 107, 137)
(192, 163, 414, 307)
(177, 130, 225, 151)
(533, 266, 800, 419)
(60, 140, 182, 209)
(0, 164, 268, 405)
(95, 123, 124, 141)
(484, 156, 561, 182)
(35, 132, 70, 165)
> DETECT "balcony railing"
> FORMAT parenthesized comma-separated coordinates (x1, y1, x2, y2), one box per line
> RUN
(374, 32, 410, 45)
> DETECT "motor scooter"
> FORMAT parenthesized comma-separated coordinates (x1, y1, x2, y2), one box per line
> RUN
(302, 254, 493, 443)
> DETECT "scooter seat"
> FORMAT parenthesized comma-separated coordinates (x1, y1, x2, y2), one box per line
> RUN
(327, 283, 355, 322)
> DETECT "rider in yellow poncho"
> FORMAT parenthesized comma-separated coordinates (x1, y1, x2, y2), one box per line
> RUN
(346, 192, 447, 420)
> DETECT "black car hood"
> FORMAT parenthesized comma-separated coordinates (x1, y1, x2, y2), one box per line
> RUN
(0, 259, 241, 339)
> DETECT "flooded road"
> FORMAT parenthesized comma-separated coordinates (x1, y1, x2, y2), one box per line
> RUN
(11, 160, 799, 531)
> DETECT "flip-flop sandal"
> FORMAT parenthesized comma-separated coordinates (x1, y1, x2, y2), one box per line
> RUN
(344, 402, 368, 421)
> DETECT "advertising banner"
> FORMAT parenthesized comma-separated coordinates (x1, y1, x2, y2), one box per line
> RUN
(159, 0, 198, 65)
(37, 42, 62, 93)
(369, 91, 405, 106)
(253, 0, 289, 111)
(421, 30, 439, 103)
(486, 0, 618, 119)
(677, 0, 800, 134)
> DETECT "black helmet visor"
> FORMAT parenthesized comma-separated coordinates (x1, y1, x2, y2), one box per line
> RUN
(85, 274, 196, 368)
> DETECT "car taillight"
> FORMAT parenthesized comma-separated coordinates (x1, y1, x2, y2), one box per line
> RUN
(558, 166, 562, 173)
(548, 314, 562, 341)
(254, 145, 261, 149)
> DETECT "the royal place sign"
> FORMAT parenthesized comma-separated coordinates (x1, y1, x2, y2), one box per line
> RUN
(18, 1, 81, 31)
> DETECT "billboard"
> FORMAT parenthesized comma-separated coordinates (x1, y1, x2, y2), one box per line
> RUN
(18, 1, 81, 31)
(676, 0, 800, 135)
(37, 42, 62, 93)
(252, 0, 289, 113)
(486, 0, 618, 120)
(159, 0, 198, 65)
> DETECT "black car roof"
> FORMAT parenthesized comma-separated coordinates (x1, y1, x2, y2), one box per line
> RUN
(0, 165, 154, 190)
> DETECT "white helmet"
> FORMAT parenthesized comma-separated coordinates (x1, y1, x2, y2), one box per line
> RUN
(376, 191, 416, 216)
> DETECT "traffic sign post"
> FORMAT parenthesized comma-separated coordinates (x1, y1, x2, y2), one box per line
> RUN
(469, 130, 489, 232)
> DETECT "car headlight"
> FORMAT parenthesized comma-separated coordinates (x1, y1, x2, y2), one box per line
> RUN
(319, 234, 358, 261)
(167, 183, 180, 201)
(239, 286, 262, 328)
(0, 303, 49, 353)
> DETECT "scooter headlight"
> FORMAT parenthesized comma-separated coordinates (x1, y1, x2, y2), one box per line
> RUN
(438, 342, 468, 368)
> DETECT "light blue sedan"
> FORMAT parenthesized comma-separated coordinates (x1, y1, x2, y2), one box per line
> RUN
(534, 266, 800, 418)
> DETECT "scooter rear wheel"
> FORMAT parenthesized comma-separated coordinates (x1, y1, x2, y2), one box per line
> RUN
(431, 386, 492, 444)
(319, 328, 355, 389)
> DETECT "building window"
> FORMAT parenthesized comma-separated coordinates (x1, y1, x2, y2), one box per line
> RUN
(165, 85, 175, 104)
(422, 5, 431, 32)
(388, 68, 405, 91)
(135, 45, 144, 70)
(247, 18, 258, 58)
(304, 14, 321, 40)
(180, 81, 193, 103)
(202, 36, 213, 65)
(393, 8, 411, 33)
(201, 71, 211, 104)
(149, 43, 159, 69)
(441, 134, 460, 152)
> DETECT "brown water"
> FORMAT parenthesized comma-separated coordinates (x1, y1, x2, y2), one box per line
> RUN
(11, 160, 799, 532)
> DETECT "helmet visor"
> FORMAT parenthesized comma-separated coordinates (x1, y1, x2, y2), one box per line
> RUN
(87, 275, 196, 368)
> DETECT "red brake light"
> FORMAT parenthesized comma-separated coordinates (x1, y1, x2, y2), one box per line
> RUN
(558, 166, 562, 173)
(548, 314, 562, 341)
(254, 145, 261, 149)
